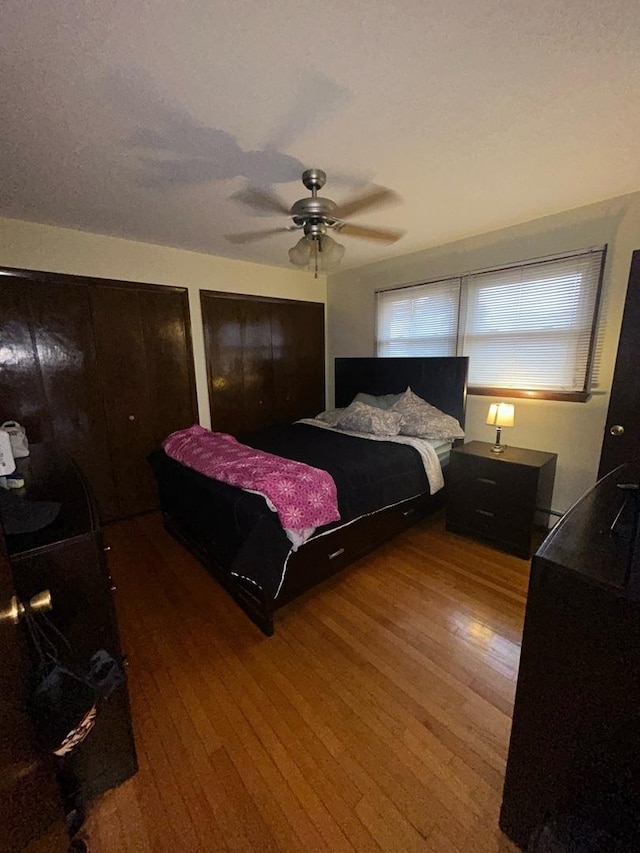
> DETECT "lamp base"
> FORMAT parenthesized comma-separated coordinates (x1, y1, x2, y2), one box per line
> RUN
(491, 426, 506, 453)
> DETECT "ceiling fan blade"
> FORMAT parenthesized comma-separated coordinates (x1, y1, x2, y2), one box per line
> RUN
(225, 227, 294, 244)
(337, 223, 405, 244)
(331, 186, 400, 220)
(230, 186, 291, 215)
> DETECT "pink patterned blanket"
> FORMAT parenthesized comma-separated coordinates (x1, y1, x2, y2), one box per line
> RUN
(162, 425, 340, 538)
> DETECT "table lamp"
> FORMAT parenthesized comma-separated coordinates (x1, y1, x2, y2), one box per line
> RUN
(486, 402, 515, 453)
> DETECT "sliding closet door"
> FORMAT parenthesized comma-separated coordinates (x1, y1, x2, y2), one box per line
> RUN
(90, 284, 197, 519)
(271, 300, 325, 423)
(139, 288, 198, 443)
(0, 269, 196, 522)
(0, 279, 49, 442)
(201, 294, 245, 435)
(29, 282, 120, 519)
(0, 277, 119, 519)
(201, 291, 325, 435)
(202, 292, 276, 435)
(90, 286, 156, 518)
(241, 298, 276, 433)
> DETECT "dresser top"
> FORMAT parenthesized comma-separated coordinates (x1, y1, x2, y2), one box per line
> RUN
(536, 461, 640, 593)
(5, 444, 98, 557)
(453, 440, 557, 468)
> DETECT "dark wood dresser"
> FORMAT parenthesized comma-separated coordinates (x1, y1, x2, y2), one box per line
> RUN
(5, 446, 137, 810)
(446, 441, 557, 558)
(500, 462, 640, 850)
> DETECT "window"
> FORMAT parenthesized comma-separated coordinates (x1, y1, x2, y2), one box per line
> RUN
(376, 248, 605, 401)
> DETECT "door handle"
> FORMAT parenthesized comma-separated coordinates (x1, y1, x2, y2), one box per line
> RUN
(0, 590, 53, 625)
(610, 424, 625, 436)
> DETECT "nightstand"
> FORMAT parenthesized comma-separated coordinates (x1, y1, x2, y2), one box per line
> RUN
(446, 440, 557, 559)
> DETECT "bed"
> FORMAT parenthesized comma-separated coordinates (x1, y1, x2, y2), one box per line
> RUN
(149, 356, 468, 635)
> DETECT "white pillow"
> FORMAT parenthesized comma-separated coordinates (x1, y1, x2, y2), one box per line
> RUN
(391, 387, 465, 440)
(336, 401, 403, 436)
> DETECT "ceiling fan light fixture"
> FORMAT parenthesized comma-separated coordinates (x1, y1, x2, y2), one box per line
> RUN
(318, 234, 345, 268)
(288, 236, 312, 267)
(288, 234, 345, 274)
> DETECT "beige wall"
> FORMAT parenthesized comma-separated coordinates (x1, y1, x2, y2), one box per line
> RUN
(3, 196, 639, 514)
(0, 217, 327, 428)
(327, 191, 640, 513)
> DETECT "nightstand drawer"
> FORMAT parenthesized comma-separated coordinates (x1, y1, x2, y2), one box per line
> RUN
(450, 454, 539, 507)
(448, 495, 532, 529)
(447, 502, 534, 557)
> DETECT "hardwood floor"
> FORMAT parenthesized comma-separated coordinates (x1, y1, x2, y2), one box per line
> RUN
(83, 512, 527, 852)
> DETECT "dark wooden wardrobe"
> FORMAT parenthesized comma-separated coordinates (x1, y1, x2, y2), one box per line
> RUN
(201, 291, 325, 435)
(0, 268, 197, 521)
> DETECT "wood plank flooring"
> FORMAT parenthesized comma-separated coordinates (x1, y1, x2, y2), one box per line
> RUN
(83, 512, 527, 852)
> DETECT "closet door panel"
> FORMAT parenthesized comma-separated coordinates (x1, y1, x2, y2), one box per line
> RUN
(202, 293, 275, 435)
(138, 289, 197, 444)
(29, 283, 119, 521)
(301, 302, 326, 415)
(241, 298, 275, 433)
(202, 294, 245, 435)
(202, 292, 325, 435)
(90, 286, 157, 518)
(0, 280, 49, 443)
(272, 301, 325, 423)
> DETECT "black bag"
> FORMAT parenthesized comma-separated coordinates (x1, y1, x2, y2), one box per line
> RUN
(23, 608, 124, 757)
(86, 648, 125, 701)
(31, 662, 99, 757)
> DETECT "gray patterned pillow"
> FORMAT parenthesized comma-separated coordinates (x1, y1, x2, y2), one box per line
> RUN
(336, 401, 403, 436)
(315, 408, 344, 427)
(391, 387, 465, 440)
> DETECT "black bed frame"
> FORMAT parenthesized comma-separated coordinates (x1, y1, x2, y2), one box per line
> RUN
(162, 357, 469, 635)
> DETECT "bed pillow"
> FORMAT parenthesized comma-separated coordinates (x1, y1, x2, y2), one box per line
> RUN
(353, 391, 404, 411)
(336, 401, 403, 436)
(315, 408, 344, 427)
(391, 387, 465, 440)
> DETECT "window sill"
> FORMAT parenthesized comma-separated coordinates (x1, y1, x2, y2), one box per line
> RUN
(469, 387, 589, 403)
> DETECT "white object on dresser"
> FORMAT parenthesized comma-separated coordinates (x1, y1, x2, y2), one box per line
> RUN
(0, 429, 16, 488)
(1, 421, 29, 458)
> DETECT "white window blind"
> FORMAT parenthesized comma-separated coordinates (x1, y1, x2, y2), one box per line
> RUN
(375, 248, 604, 397)
(377, 278, 460, 357)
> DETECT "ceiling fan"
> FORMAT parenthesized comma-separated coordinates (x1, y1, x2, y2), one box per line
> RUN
(227, 169, 404, 276)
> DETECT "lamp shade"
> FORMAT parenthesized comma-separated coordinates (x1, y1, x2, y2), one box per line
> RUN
(288, 236, 312, 267)
(486, 402, 515, 428)
(288, 234, 345, 271)
(317, 234, 345, 268)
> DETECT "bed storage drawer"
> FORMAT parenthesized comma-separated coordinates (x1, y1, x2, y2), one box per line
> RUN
(278, 491, 441, 604)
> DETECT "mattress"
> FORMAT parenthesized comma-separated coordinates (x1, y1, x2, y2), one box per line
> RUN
(150, 422, 443, 600)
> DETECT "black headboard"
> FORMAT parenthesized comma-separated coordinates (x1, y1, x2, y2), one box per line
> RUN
(335, 357, 469, 428)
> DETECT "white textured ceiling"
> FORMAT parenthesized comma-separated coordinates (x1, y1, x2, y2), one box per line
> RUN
(2, 0, 640, 271)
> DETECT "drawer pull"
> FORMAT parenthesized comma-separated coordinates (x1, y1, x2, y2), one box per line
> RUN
(402, 508, 416, 517)
(110, 584, 117, 592)
(477, 477, 497, 486)
(475, 508, 495, 518)
(328, 547, 345, 560)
